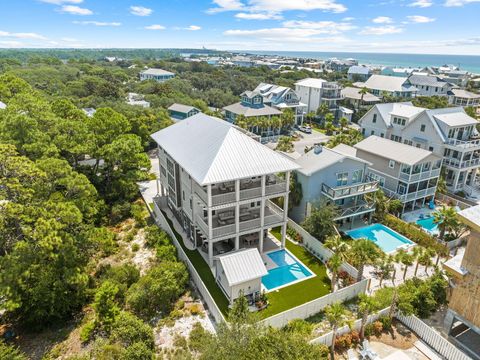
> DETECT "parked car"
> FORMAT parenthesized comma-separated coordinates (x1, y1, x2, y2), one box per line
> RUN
(299, 125, 312, 134)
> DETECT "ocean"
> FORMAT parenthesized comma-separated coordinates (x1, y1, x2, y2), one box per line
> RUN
(244, 51, 480, 74)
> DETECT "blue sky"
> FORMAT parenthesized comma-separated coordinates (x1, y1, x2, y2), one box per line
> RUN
(1, 0, 480, 54)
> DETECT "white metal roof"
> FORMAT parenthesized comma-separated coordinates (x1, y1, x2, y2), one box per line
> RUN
(217, 248, 268, 286)
(168, 103, 198, 113)
(223, 102, 282, 117)
(341, 87, 380, 102)
(141, 68, 174, 76)
(450, 88, 480, 99)
(433, 111, 478, 127)
(354, 136, 437, 166)
(150, 113, 299, 185)
(364, 75, 417, 93)
(295, 78, 327, 89)
(458, 205, 480, 231)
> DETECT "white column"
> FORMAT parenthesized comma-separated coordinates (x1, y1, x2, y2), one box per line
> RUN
(452, 170, 460, 191)
(281, 172, 291, 249)
(207, 184, 213, 266)
(208, 240, 213, 267)
(259, 175, 266, 253)
(235, 179, 240, 250)
(469, 169, 477, 186)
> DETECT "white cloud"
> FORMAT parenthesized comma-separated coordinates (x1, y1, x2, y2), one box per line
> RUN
(372, 16, 394, 23)
(282, 20, 356, 33)
(208, 0, 347, 14)
(129, 6, 153, 16)
(0, 31, 47, 39)
(408, 0, 434, 7)
(342, 16, 355, 21)
(145, 24, 165, 30)
(359, 25, 403, 35)
(444, 0, 480, 6)
(235, 12, 282, 20)
(73, 20, 121, 26)
(0, 40, 23, 47)
(406, 15, 436, 22)
(185, 25, 202, 31)
(39, 0, 83, 4)
(59, 5, 92, 15)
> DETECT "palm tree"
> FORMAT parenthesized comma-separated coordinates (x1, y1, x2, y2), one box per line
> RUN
(412, 246, 425, 277)
(327, 254, 342, 291)
(375, 255, 395, 287)
(281, 108, 295, 129)
(235, 114, 248, 130)
(358, 294, 379, 341)
(324, 235, 350, 261)
(325, 302, 352, 360)
(395, 249, 414, 280)
(339, 117, 349, 132)
(419, 248, 434, 275)
(350, 239, 383, 282)
(358, 87, 368, 111)
(433, 206, 458, 241)
(316, 102, 330, 120)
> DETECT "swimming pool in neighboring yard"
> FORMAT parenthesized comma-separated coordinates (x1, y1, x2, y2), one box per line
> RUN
(416, 217, 439, 235)
(261, 249, 313, 291)
(346, 223, 414, 253)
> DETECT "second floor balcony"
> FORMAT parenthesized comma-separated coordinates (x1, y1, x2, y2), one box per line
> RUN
(322, 181, 378, 200)
(443, 156, 480, 169)
(399, 167, 441, 183)
(445, 137, 480, 151)
(383, 186, 437, 203)
(195, 202, 284, 240)
(194, 175, 288, 207)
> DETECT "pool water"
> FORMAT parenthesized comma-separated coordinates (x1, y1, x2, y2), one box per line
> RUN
(346, 223, 414, 253)
(261, 250, 313, 291)
(416, 217, 439, 235)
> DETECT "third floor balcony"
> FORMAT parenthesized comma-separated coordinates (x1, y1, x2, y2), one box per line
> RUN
(321, 181, 378, 200)
(445, 137, 480, 151)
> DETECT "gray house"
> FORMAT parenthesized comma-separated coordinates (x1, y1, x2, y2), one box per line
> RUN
(291, 145, 378, 229)
(359, 102, 480, 193)
(353, 136, 442, 213)
(408, 74, 454, 97)
(139, 68, 175, 82)
(364, 74, 418, 98)
(168, 103, 201, 121)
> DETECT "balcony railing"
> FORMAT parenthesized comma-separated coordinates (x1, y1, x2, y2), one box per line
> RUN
(322, 181, 378, 200)
(399, 168, 441, 183)
(383, 186, 437, 202)
(445, 138, 480, 150)
(335, 202, 375, 220)
(195, 203, 284, 240)
(443, 157, 480, 169)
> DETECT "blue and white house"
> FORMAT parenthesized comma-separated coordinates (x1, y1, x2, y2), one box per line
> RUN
(223, 91, 283, 124)
(139, 68, 175, 82)
(347, 65, 372, 82)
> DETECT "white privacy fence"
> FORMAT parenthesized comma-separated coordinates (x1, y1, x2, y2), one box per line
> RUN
(151, 199, 226, 324)
(287, 218, 360, 279)
(262, 279, 369, 328)
(310, 307, 391, 346)
(396, 314, 473, 360)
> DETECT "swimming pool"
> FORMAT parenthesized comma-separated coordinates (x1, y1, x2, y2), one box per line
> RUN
(346, 223, 414, 253)
(416, 217, 439, 235)
(261, 250, 313, 291)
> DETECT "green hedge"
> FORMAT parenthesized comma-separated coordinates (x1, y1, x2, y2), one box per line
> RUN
(382, 214, 440, 250)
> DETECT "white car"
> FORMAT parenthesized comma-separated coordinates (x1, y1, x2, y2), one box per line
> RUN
(299, 125, 312, 134)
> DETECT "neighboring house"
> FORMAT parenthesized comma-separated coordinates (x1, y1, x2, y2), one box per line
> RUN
(408, 74, 454, 97)
(253, 83, 307, 126)
(291, 144, 378, 229)
(363, 75, 418, 98)
(438, 70, 470, 88)
(126, 92, 150, 108)
(139, 68, 175, 82)
(151, 113, 299, 272)
(347, 65, 372, 81)
(341, 87, 381, 108)
(359, 102, 480, 192)
(443, 205, 480, 360)
(449, 89, 480, 108)
(294, 78, 343, 113)
(82, 107, 96, 117)
(223, 91, 282, 124)
(168, 103, 201, 121)
(0, 101, 6, 110)
(325, 58, 358, 72)
(231, 56, 255, 68)
(354, 136, 441, 213)
(215, 248, 267, 304)
(381, 67, 417, 77)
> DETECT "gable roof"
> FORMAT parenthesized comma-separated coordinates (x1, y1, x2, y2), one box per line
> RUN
(433, 111, 478, 127)
(150, 113, 299, 185)
(223, 102, 282, 117)
(295, 78, 327, 89)
(348, 65, 371, 75)
(408, 74, 451, 88)
(364, 74, 417, 93)
(168, 103, 198, 113)
(354, 136, 437, 166)
(341, 87, 380, 102)
(217, 248, 268, 286)
(141, 68, 174, 76)
(363, 102, 422, 127)
(295, 145, 370, 176)
(450, 88, 480, 99)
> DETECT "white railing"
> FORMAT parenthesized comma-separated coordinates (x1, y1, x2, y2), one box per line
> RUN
(396, 314, 473, 360)
(336, 202, 375, 220)
(399, 168, 441, 183)
(196, 214, 209, 236)
(446, 137, 480, 150)
(150, 199, 226, 324)
(265, 182, 287, 196)
(321, 181, 378, 200)
(383, 186, 436, 202)
(310, 307, 391, 345)
(262, 279, 369, 328)
(239, 218, 261, 232)
(443, 157, 480, 169)
(240, 186, 262, 201)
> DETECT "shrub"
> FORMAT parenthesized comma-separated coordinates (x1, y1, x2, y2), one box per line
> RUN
(124, 341, 155, 360)
(365, 321, 383, 338)
(156, 244, 178, 262)
(0, 340, 27, 360)
(189, 322, 211, 353)
(79, 319, 96, 343)
(379, 316, 392, 331)
(283, 319, 314, 337)
(110, 311, 154, 349)
(131, 243, 140, 252)
(145, 225, 172, 248)
(93, 280, 120, 331)
(334, 331, 360, 350)
(188, 303, 203, 316)
(110, 202, 131, 224)
(287, 226, 303, 243)
(130, 203, 147, 227)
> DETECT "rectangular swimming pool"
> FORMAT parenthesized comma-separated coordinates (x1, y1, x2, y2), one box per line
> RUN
(416, 217, 439, 235)
(346, 223, 414, 253)
(261, 249, 313, 291)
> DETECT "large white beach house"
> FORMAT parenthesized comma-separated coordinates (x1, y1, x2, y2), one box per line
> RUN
(151, 114, 299, 296)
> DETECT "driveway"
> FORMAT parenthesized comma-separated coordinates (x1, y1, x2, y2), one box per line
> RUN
(292, 129, 331, 154)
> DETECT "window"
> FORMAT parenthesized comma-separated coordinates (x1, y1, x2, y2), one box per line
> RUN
(160, 166, 167, 177)
(368, 172, 385, 187)
(372, 114, 377, 123)
(336, 172, 348, 186)
(390, 135, 402, 142)
(429, 146, 434, 152)
(389, 160, 395, 169)
(381, 133, 384, 138)
(420, 124, 426, 132)
(371, 130, 375, 135)
(362, 128, 365, 135)
(352, 169, 363, 184)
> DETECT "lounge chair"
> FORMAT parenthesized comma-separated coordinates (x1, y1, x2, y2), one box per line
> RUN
(360, 340, 379, 360)
(347, 349, 359, 360)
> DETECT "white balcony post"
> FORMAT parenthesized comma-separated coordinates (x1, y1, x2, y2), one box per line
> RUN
(281, 171, 291, 249)
(235, 179, 240, 250)
(259, 175, 266, 253)
(208, 240, 213, 267)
